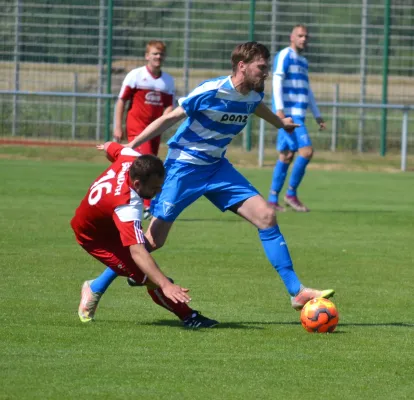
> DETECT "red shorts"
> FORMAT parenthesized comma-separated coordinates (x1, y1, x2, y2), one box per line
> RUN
(128, 135, 161, 156)
(75, 234, 147, 284)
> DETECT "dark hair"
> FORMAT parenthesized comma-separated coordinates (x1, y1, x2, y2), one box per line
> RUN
(231, 41, 270, 72)
(129, 154, 165, 184)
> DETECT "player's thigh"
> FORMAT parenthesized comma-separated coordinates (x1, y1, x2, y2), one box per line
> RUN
(204, 159, 260, 212)
(151, 161, 208, 221)
(234, 194, 277, 228)
(277, 127, 299, 152)
(277, 117, 309, 152)
(82, 241, 147, 284)
(295, 123, 312, 149)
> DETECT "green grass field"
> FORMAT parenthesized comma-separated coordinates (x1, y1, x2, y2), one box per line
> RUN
(0, 150, 413, 399)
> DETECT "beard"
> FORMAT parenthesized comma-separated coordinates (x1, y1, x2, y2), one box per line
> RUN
(252, 80, 265, 93)
(244, 71, 265, 93)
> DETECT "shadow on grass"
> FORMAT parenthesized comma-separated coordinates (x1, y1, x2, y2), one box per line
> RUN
(84, 319, 413, 331)
(337, 322, 414, 328)
(243, 321, 413, 329)
(140, 320, 264, 330)
(138, 320, 413, 330)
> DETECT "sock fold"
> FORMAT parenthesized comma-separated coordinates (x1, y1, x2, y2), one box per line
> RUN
(258, 226, 301, 296)
(287, 155, 310, 197)
(90, 268, 118, 294)
(268, 161, 290, 203)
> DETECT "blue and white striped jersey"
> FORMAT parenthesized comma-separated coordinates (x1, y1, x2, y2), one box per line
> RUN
(272, 47, 314, 118)
(166, 76, 264, 165)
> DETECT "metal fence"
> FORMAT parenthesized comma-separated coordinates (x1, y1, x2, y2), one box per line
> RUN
(1, 0, 413, 155)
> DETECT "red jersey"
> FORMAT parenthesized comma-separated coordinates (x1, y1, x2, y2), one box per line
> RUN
(71, 143, 145, 247)
(118, 66, 175, 137)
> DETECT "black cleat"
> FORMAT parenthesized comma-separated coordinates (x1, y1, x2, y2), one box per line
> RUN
(127, 276, 174, 287)
(183, 311, 219, 329)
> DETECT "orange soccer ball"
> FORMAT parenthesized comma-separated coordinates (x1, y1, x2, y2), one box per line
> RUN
(300, 298, 339, 333)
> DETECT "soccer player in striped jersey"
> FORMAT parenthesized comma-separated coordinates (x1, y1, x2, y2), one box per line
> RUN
(91, 42, 334, 326)
(268, 24, 326, 212)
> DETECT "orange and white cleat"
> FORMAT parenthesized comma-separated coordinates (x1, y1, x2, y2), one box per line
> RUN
(78, 280, 102, 323)
(291, 286, 335, 310)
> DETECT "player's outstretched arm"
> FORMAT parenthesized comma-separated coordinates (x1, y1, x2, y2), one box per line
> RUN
(254, 102, 300, 133)
(308, 87, 326, 130)
(126, 106, 187, 149)
(129, 243, 191, 304)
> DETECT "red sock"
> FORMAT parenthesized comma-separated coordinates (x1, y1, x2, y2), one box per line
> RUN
(143, 198, 151, 209)
(147, 287, 193, 320)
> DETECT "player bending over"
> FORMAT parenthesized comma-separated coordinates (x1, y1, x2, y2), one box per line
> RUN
(72, 142, 218, 328)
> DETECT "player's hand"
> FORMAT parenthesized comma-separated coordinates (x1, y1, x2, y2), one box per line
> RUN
(161, 282, 191, 304)
(316, 117, 326, 131)
(96, 144, 105, 151)
(281, 117, 300, 133)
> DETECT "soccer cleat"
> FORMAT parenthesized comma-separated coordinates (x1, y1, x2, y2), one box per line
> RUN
(78, 280, 103, 323)
(291, 287, 335, 310)
(268, 201, 286, 212)
(127, 276, 174, 287)
(127, 277, 145, 287)
(143, 207, 152, 220)
(284, 195, 310, 212)
(183, 311, 219, 329)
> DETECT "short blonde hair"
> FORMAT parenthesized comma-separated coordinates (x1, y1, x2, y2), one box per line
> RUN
(292, 24, 308, 33)
(146, 40, 166, 54)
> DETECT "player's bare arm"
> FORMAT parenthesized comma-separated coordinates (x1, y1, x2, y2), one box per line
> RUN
(162, 105, 174, 116)
(126, 106, 187, 148)
(254, 102, 300, 132)
(129, 243, 191, 304)
(113, 99, 127, 142)
(276, 110, 286, 119)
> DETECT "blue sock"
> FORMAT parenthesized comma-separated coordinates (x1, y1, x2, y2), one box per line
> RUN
(90, 267, 118, 294)
(268, 161, 290, 203)
(259, 226, 301, 296)
(287, 155, 310, 197)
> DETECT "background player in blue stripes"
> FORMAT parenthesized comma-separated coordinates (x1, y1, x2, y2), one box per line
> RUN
(86, 42, 334, 328)
(268, 24, 326, 212)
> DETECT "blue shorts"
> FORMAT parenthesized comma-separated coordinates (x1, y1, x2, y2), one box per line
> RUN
(151, 158, 260, 222)
(277, 116, 312, 152)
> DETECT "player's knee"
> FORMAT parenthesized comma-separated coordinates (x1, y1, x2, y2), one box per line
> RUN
(299, 147, 313, 159)
(280, 151, 294, 163)
(257, 205, 277, 229)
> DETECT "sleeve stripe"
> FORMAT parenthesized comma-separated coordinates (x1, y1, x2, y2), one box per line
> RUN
(134, 220, 145, 244)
